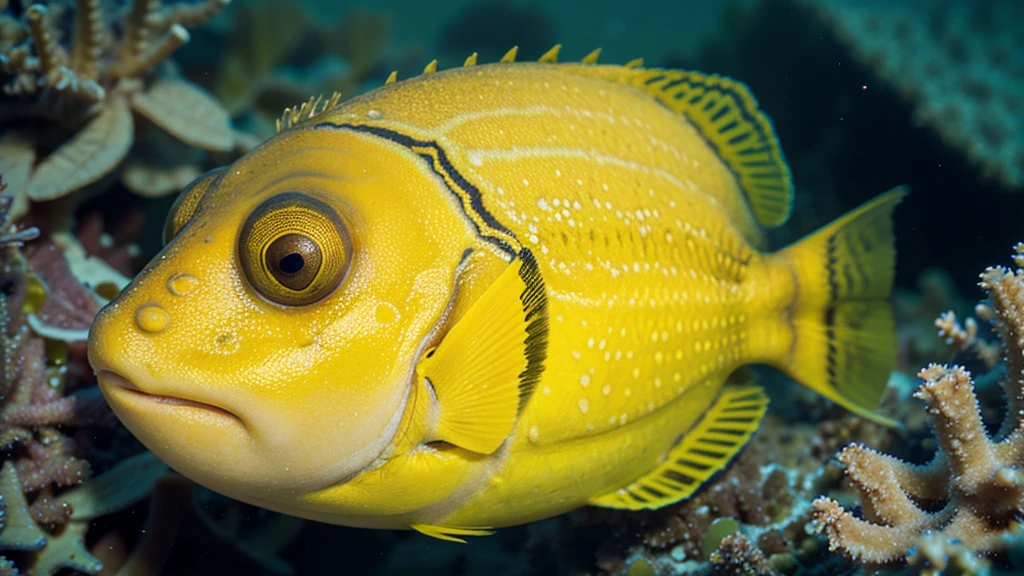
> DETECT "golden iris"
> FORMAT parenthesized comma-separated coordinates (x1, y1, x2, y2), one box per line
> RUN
(163, 167, 225, 244)
(239, 192, 350, 306)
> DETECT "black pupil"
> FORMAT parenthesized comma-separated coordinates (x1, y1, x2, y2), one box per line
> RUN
(279, 253, 304, 274)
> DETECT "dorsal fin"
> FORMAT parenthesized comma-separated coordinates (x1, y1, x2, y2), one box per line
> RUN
(500, 46, 518, 63)
(277, 50, 790, 230)
(276, 92, 343, 133)
(463, 52, 478, 67)
(538, 44, 561, 63)
(560, 65, 793, 228)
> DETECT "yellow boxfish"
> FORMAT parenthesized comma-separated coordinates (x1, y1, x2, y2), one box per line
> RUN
(88, 47, 904, 541)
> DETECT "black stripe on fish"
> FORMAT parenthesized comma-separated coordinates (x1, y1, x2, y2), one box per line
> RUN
(514, 247, 548, 410)
(314, 122, 520, 255)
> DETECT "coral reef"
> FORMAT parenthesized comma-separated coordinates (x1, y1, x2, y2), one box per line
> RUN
(0, 0, 238, 215)
(813, 243, 1024, 565)
(805, 0, 1024, 190)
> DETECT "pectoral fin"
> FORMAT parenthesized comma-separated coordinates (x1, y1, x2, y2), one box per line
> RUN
(417, 248, 548, 455)
(590, 384, 769, 511)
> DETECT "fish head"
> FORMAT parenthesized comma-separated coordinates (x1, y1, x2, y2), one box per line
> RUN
(88, 126, 473, 502)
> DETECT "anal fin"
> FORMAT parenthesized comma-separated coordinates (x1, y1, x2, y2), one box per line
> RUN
(410, 523, 495, 543)
(589, 384, 769, 511)
(417, 248, 548, 455)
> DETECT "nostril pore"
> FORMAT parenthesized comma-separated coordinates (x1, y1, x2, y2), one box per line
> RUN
(167, 273, 199, 296)
(135, 304, 170, 334)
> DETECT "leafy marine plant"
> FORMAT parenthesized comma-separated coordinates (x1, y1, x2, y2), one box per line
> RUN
(0, 0, 239, 216)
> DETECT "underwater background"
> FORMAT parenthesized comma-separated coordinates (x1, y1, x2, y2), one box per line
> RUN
(1, 0, 1023, 574)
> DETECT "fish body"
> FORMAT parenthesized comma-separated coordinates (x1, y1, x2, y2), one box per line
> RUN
(88, 54, 903, 538)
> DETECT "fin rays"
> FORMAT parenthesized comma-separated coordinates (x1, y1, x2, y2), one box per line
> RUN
(589, 385, 769, 511)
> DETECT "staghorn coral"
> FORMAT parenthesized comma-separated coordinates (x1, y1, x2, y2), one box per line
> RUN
(805, 0, 1024, 190)
(0, 0, 240, 213)
(813, 243, 1024, 565)
(935, 307, 1002, 371)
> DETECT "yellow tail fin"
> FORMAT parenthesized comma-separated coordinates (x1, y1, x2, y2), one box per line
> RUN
(772, 187, 907, 425)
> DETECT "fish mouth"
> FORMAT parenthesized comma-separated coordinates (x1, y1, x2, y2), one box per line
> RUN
(97, 370, 239, 422)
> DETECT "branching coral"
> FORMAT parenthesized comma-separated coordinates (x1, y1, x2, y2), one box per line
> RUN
(813, 243, 1024, 564)
(0, 0, 239, 212)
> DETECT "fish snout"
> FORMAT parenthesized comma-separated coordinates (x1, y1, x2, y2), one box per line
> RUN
(87, 268, 204, 383)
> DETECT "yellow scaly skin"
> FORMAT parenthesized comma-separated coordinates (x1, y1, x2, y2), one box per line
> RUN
(89, 61, 857, 533)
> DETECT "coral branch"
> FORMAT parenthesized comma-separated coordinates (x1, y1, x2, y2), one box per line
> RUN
(24, 5, 63, 85)
(119, 0, 160, 65)
(812, 497, 921, 564)
(112, 24, 188, 79)
(835, 444, 926, 526)
(914, 365, 997, 490)
(69, 0, 104, 81)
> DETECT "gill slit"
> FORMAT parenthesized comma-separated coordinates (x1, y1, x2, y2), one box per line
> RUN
(392, 248, 475, 453)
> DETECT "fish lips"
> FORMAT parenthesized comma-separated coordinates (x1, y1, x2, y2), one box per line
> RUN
(96, 370, 241, 425)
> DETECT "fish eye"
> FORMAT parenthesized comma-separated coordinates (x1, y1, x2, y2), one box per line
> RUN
(163, 167, 225, 245)
(238, 192, 350, 306)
